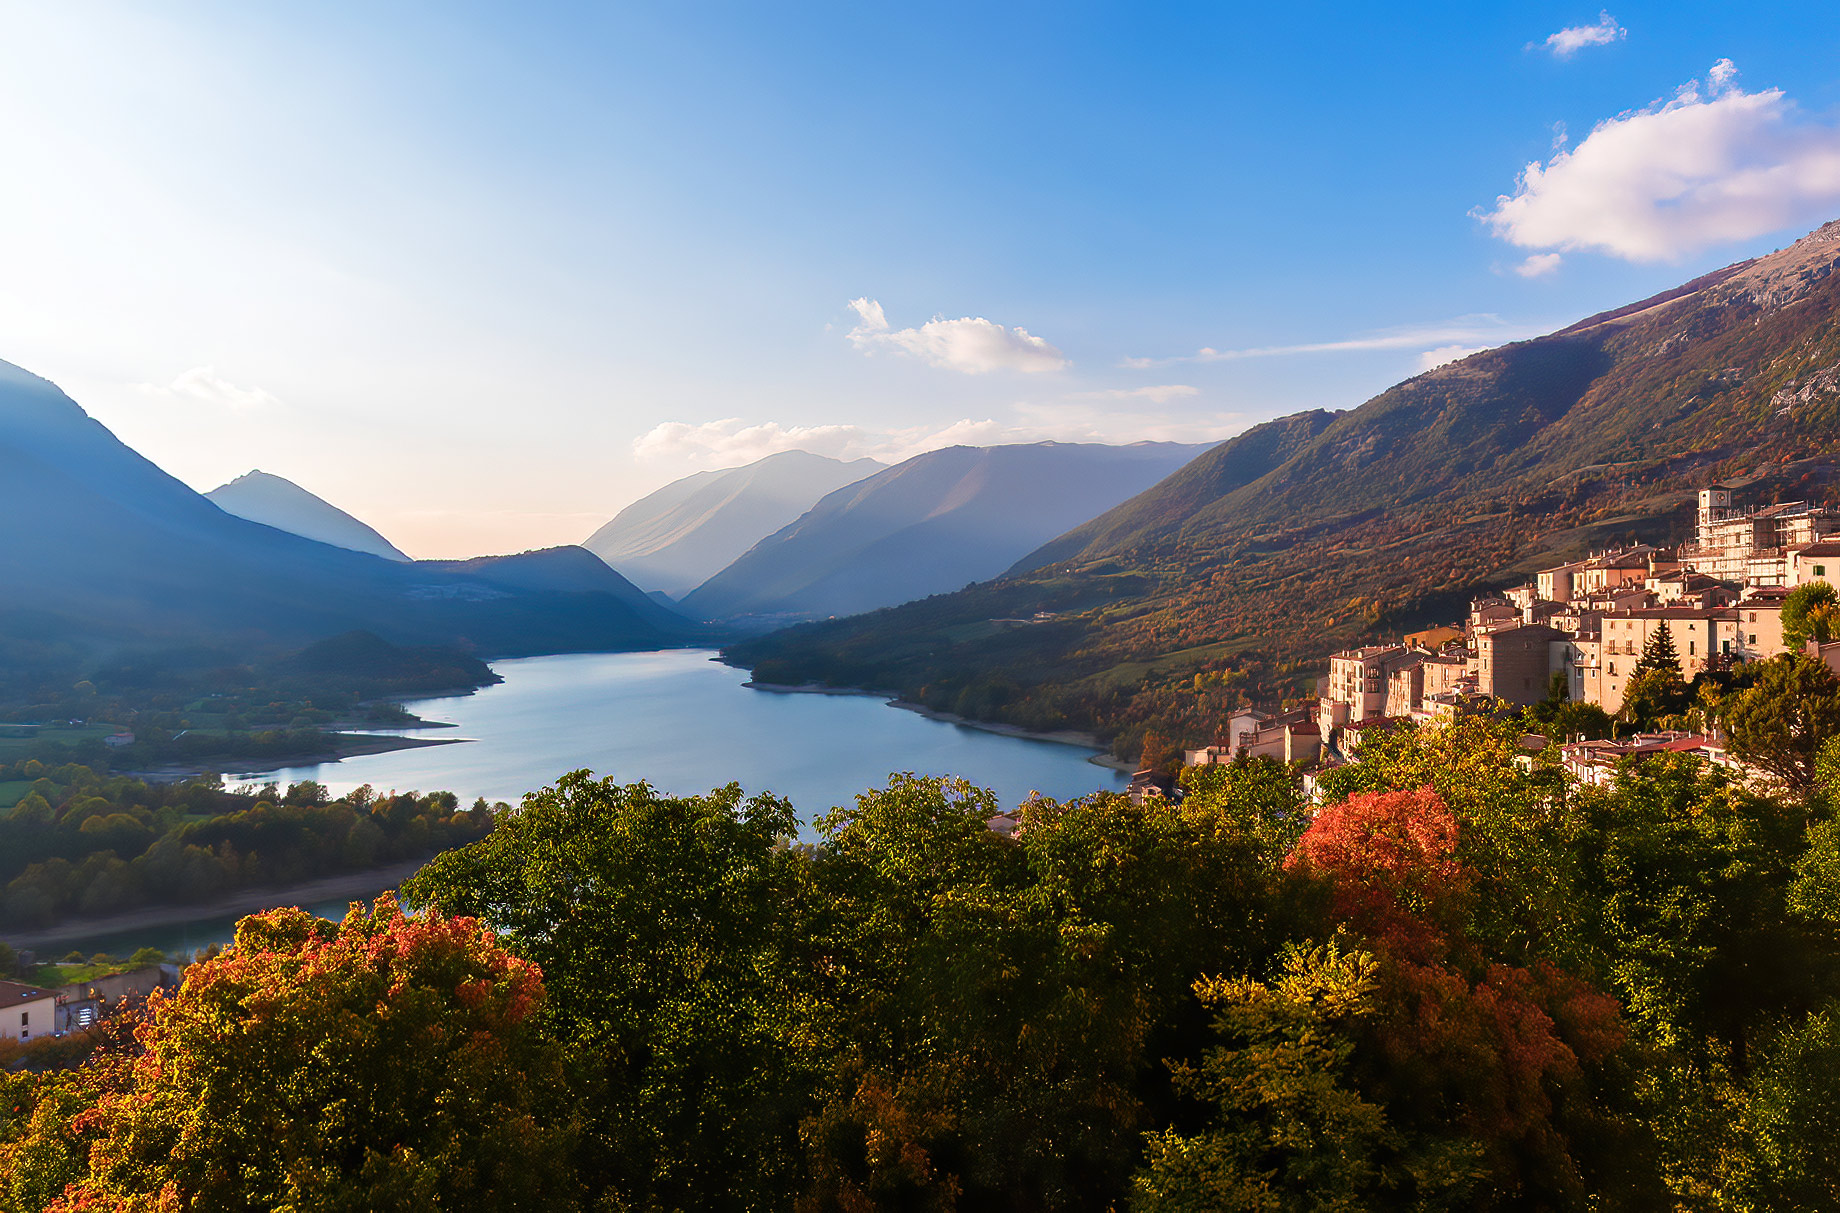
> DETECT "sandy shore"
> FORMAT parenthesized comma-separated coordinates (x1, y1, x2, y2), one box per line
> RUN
(2, 858, 434, 951)
(886, 700, 1131, 769)
(744, 678, 1128, 771)
(743, 679, 900, 698)
(122, 732, 467, 784)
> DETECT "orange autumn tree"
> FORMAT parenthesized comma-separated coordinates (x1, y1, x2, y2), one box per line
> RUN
(1282, 787, 1632, 1207)
(51, 897, 579, 1212)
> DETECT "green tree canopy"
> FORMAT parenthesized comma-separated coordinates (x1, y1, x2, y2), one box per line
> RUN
(1783, 581, 1840, 652)
(404, 773, 811, 1212)
(1718, 654, 1840, 796)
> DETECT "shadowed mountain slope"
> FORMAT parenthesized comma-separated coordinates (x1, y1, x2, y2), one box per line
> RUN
(729, 220, 1840, 749)
(0, 359, 696, 666)
(681, 441, 1208, 623)
(584, 450, 884, 597)
(207, 469, 410, 561)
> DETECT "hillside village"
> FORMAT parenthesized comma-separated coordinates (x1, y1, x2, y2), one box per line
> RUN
(1171, 485, 1840, 793)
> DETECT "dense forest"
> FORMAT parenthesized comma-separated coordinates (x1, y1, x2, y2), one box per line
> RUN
(0, 762, 499, 927)
(3, 663, 1837, 1210)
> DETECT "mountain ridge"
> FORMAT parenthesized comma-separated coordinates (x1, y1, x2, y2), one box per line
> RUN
(584, 450, 884, 597)
(0, 360, 698, 686)
(207, 469, 411, 562)
(682, 441, 1209, 623)
(728, 219, 1840, 754)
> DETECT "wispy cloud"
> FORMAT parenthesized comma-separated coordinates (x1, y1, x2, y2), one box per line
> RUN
(1068, 384, 1200, 404)
(139, 365, 281, 410)
(1515, 252, 1565, 278)
(1415, 345, 1483, 372)
(1122, 317, 1536, 369)
(1480, 61, 1840, 262)
(633, 399, 1239, 470)
(1539, 12, 1625, 58)
(846, 297, 1068, 374)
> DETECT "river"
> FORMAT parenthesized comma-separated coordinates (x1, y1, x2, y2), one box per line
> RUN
(49, 650, 1126, 956)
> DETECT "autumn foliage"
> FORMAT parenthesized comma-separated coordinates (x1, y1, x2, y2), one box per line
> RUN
(6, 722, 1840, 1208)
(38, 897, 577, 1212)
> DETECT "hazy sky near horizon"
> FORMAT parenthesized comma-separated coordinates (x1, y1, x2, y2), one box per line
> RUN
(2, 2, 1839, 557)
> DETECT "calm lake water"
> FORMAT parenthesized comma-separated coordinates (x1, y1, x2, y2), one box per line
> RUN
(58, 650, 1124, 956)
(254, 649, 1124, 817)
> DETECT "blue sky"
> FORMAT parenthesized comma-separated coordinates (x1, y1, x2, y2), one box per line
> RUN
(2, 2, 1838, 556)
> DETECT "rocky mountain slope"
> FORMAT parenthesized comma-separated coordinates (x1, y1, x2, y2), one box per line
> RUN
(207, 469, 411, 561)
(729, 221, 1840, 751)
(584, 450, 883, 597)
(682, 441, 1208, 623)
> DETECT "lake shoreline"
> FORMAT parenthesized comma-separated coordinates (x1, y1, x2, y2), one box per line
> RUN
(745, 678, 1130, 772)
(122, 732, 467, 785)
(2, 857, 433, 952)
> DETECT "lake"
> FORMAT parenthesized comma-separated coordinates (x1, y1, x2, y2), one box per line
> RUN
(254, 649, 1126, 818)
(53, 650, 1126, 956)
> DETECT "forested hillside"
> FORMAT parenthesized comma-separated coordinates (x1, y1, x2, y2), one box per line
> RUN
(732, 221, 1840, 752)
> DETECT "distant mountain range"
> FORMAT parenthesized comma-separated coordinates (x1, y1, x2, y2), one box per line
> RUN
(584, 451, 883, 597)
(0, 359, 699, 678)
(681, 441, 1208, 623)
(729, 219, 1840, 746)
(207, 469, 410, 561)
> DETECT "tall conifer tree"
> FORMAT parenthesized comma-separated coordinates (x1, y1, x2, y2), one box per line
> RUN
(1634, 620, 1683, 681)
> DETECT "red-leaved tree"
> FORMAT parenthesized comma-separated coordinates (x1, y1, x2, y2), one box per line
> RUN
(1286, 787, 1631, 1204)
(49, 896, 580, 1212)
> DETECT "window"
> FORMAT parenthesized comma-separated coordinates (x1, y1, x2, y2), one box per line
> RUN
(1609, 662, 1617, 675)
(1688, 641, 1696, 656)
(1817, 565, 1827, 577)
(17, 1013, 24, 1026)
(1750, 634, 1758, 644)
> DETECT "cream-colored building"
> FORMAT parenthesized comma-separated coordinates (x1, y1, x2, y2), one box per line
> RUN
(1791, 542, 1840, 587)
(1683, 487, 1840, 585)
(1575, 607, 1744, 714)
(0, 980, 58, 1042)
(1322, 645, 1420, 725)
(1733, 588, 1788, 659)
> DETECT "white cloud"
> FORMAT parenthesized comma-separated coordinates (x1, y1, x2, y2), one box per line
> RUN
(139, 365, 282, 410)
(846, 297, 1068, 374)
(1480, 62, 1840, 262)
(1125, 317, 1536, 368)
(1416, 345, 1484, 372)
(1069, 384, 1200, 404)
(1516, 252, 1565, 277)
(1541, 12, 1625, 58)
(633, 418, 883, 465)
(633, 399, 1240, 472)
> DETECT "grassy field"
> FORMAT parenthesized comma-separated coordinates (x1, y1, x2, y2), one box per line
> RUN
(26, 956, 165, 988)
(0, 723, 116, 764)
(0, 779, 32, 809)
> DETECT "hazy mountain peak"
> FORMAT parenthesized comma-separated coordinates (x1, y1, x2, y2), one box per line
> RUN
(681, 439, 1210, 623)
(584, 449, 885, 597)
(207, 470, 411, 562)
